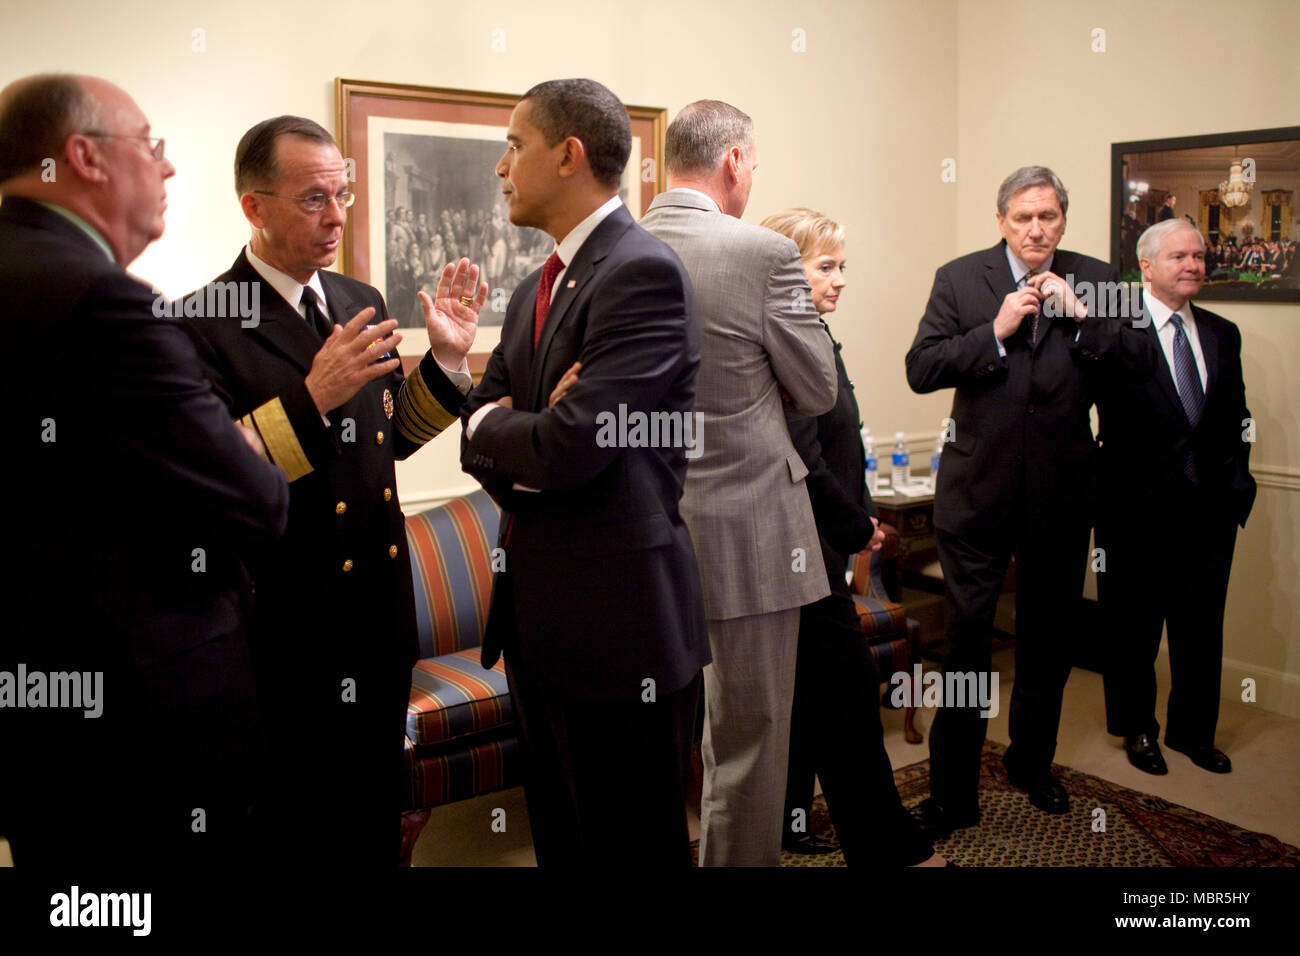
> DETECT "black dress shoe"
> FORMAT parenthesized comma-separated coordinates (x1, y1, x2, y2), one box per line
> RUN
(1004, 768, 1070, 814)
(908, 798, 979, 834)
(1125, 733, 1169, 775)
(1167, 742, 1232, 773)
(782, 835, 840, 855)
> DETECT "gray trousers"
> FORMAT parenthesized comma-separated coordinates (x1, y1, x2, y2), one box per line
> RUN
(698, 607, 801, 866)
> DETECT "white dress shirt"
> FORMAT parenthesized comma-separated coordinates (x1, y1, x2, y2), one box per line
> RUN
(1143, 289, 1207, 391)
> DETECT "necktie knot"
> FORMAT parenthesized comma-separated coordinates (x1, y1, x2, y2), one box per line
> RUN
(533, 252, 565, 349)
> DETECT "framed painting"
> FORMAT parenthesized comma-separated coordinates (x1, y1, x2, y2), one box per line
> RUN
(1111, 126, 1300, 303)
(335, 79, 667, 371)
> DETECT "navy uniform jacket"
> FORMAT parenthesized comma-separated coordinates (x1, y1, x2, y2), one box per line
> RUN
(1, 197, 289, 860)
(905, 241, 1157, 540)
(462, 204, 710, 702)
(183, 251, 465, 686)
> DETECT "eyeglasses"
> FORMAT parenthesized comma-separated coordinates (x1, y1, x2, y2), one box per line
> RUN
(84, 132, 166, 161)
(254, 189, 355, 213)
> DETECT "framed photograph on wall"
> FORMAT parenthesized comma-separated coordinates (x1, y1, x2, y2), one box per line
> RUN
(335, 79, 667, 371)
(1111, 126, 1300, 303)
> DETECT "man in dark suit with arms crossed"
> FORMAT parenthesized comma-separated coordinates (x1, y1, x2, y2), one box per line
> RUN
(462, 78, 709, 866)
(906, 166, 1155, 831)
(0, 74, 289, 866)
(1096, 218, 1255, 776)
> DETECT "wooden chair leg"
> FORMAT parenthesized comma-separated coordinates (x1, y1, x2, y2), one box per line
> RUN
(903, 705, 922, 745)
(400, 809, 431, 866)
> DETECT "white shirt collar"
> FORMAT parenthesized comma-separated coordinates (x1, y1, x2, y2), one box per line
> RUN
(1141, 288, 1193, 332)
(245, 244, 328, 315)
(1004, 244, 1052, 285)
(554, 195, 624, 267)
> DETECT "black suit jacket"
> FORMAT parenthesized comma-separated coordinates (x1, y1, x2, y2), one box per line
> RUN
(1, 197, 289, 852)
(1096, 300, 1256, 527)
(789, 325, 877, 596)
(906, 241, 1157, 539)
(183, 251, 466, 680)
(462, 203, 710, 702)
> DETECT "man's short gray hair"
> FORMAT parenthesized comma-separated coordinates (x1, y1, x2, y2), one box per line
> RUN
(0, 74, 102, 183)
(665, 100, 753, 176)
(1137, 218, 1204, 262)
(996, 165, 1069, 216)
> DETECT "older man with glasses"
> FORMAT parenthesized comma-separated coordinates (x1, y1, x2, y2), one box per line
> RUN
(182, 115, 488, 866)
(0, 73, 289, 867)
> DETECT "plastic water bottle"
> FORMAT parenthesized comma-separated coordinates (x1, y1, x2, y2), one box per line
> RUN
(861, 427, 878, 497)
(930, 435, 944, 487)
(891, 432, 910, 491)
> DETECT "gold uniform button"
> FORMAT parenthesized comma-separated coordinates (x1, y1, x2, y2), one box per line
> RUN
(335, 501, 347, 515)
(376, 431, 385, 445)
(388, 544, 399, 558)
(342, 559, 354, 572)
(383, 488, 393, 502)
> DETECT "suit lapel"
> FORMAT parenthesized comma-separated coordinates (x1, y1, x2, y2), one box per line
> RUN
(1143, 304, 1193, 426)
(526, 206, 633, 409)
(505, 271, 541, 405)
(228, 253, 321, 375)
(319, 270, 364, 326)
(1193, 303, 1220, 397)
(981, 242, 1028, 349)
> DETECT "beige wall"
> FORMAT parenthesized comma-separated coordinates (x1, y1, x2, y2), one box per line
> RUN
(4, 0, 960, 505)
(6, 0, 1297, 713)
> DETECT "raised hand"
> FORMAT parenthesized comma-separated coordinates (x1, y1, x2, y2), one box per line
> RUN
(304, 307, 402, 414)
(420, 257, 489, 368)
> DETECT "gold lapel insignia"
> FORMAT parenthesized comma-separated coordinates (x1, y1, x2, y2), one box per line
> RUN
(382, 388, 394, 420)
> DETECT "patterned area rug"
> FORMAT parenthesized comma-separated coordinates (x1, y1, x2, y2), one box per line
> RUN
(704, 741, 1300, 867)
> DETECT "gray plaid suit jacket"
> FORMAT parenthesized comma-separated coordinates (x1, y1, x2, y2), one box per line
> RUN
(641, 188, 837, 620)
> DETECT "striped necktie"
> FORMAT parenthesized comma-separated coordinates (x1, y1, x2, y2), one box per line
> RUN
(1169, 313, 1204, 481)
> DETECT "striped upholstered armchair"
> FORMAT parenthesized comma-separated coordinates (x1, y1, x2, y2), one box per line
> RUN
(847, 523, 924, 744)
(399, 489, 520, 860)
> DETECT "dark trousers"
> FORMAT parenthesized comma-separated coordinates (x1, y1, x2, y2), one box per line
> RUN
(7, 631, 262, 868)
(252, 662, 410, 867)
(505, 656, 701, 867)
(1097, 491, 1238, 749)
(928, 519, 1090, 813)
(783, 590, 934, 866)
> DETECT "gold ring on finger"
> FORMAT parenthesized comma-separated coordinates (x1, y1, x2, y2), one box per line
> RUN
(459, 295, 475, 307)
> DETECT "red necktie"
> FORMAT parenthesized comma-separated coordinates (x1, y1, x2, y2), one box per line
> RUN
(533, 251, 564, 349)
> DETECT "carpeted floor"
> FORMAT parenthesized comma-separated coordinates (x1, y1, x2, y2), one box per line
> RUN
(714, 741, 1300, 867)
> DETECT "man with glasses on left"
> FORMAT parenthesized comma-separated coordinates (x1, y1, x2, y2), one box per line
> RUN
(183, 115, 487, 866)
(0, 75, 289, 866)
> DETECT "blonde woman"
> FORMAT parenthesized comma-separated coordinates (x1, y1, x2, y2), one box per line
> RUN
(761, 208, 945, 867)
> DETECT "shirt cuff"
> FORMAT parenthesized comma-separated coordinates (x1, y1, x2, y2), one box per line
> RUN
(995, 334, 1007, 358)
(466, 402, 499, 439)
(436, 355, 473, 395)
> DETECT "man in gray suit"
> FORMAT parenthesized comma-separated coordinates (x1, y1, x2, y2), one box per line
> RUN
(641, 100, 837, 866)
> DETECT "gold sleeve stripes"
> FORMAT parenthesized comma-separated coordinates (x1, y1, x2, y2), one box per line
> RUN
(393, 364, 458, 446)
(239, 396, 314, 482)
